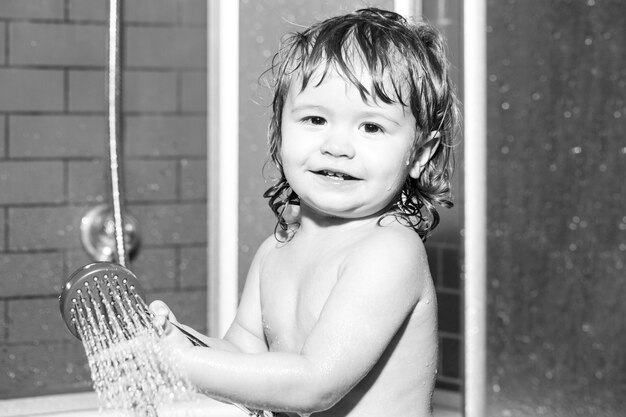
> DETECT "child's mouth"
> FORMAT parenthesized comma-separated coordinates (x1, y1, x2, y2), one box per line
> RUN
(316, 169, 357, 181)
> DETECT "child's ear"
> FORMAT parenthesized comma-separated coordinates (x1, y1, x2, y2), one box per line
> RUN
(409, 131, 441, 179)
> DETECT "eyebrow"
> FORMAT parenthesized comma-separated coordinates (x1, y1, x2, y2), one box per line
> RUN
(289, 104, 324, 114)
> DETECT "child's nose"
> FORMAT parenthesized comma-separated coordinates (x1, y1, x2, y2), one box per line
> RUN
(319, 130, 355, 158)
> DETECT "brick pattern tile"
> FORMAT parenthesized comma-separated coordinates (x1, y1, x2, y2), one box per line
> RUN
(179, 245, 207, 288)
(179, 0, 207, 25)
(125, 116, 207, 157)
(125, 159, 178, 202)
(0, 161, 65, 204)
(129, 203, 207, 246)
(0, 252, 65, 297)
(131, 246, 178, 291)
(427, 242, 463, 391)
(124, 71, 178, 112)
(8, 206, 87, 250)
(0, 0, 208, 400)
(68, 70, 106, 112)
(0, 69, 64, 112)
(0, 301, 7, 339)
(0, 0, 64, 20)
(125, 0, 179, 23)
(0, 117, 5, 158)
(67, 0, 107, 21)
(10, 23, 106, 67)
(8, 298, 73, 343)
(125, 26, 207, 69)
(180, 158, 207, 200)
(0, 342, 92, 399)
(0, 23, 5, 66)
(181, 71, 208, 112)
(10, 115, 106, 158)
(0, 209, 5, 251)
(67, 159, 107, 203)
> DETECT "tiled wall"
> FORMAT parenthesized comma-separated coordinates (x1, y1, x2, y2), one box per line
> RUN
(427, 242, 462, 393)
(0, 0, 207, 399)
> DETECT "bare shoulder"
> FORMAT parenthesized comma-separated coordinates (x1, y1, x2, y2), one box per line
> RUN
(348, 223, 428, 270)
(251, 234, 282, 263)
(342, 223, 431, 298)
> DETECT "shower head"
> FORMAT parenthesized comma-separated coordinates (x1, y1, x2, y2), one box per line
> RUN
(59, 261, 207, 346)
(59, 262, 145, 340)
(58, 262, 200, 414)
(59, 262, 261, 416)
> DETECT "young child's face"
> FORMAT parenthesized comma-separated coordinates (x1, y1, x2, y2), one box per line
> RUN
(280, 69, 421, 221)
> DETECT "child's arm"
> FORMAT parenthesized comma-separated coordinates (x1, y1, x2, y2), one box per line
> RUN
(152, 236, 273, 353)
(219, 236, 274, 353)
(150, 301, 239, 351)
(166, 230, 428, 414)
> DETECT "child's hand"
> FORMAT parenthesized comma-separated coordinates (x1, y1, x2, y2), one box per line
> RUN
(149, 300, 194, 350)
(149, 299, 176, 331)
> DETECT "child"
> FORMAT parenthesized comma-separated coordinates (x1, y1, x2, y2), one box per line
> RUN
(151, 7, 459, 417)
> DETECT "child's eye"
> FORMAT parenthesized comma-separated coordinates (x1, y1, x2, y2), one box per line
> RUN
(361, 123, 384, 134)
(302, 116, 327, 126)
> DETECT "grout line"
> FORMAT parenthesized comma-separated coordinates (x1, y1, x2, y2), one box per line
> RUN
(4, 114, 9, 157)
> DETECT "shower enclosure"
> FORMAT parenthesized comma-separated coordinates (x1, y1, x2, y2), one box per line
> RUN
(468, 1, 626, 415)
(0, 1, 462, 414)
(1, 0, 624, 416)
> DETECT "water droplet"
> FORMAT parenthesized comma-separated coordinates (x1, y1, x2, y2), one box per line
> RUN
(71, 274, 198, 414)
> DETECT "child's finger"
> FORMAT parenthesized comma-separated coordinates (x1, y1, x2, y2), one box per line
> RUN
(149, 299, 170, 317)
(152, 314, 170, 334)
(149, 300, 175, 334)
(150, 299, 181, 325)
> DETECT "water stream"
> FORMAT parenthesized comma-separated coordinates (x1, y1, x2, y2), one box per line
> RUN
(70, 276, 197, 416)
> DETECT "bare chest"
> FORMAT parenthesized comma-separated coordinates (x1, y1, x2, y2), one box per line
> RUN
(258, 246, 342, 353)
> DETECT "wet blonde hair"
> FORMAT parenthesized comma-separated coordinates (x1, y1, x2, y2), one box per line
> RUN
(263, 8, 460, 240)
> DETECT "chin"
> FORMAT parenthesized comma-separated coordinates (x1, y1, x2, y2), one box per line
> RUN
(307, 205, 384, 221)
